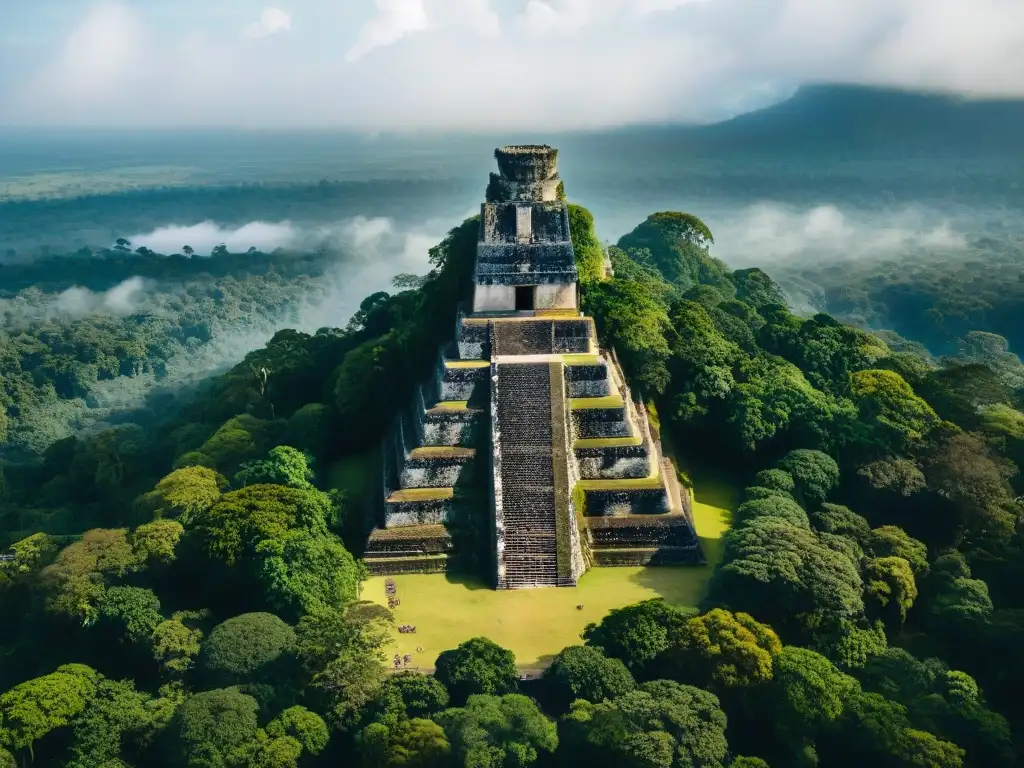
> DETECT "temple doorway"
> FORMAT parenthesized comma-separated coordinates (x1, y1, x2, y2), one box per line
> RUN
(515, 286, 536, 311)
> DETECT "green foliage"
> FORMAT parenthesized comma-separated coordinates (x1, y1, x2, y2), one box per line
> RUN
(772, 647, 860, 735)
(711, 517, 864, 640)
(567, 204, 606, 283)
(96, 586, 163, 644)
(810, 504, 872, 545)
(265, 706, 329, 756)
(381, 672, 450, 719)
(136, 466, 228, 525)
(811, 619, 888, 672)
(928, 577, 994, 629)
(191, 484, 333, 566)
(434, 637, 518, 705)
(258, 528, 363, 618)
(867, 526, 929, 576)
(152, 615, 204, 677)
(387, 718, 451, 766)
(201, 613, 296, 687)
(235, 446, 315, 490)
(754, 469, 796, 495)
(863, 557, 918, 629)
(849, 369, 940, 452)
(67, 677, 151, 768)
(665, 608, 781, 691)
(732, 268, 787, 309)
(776, 449, 840, 509)
(733, 496, 811, 530)
(560, 680, 728, 768)
(0, 664, 98, 760)
(858, 650, 1013, 766)
(583, 279, 672, 394)
(435, 694, 557, 768)
(130, 520, 185, 566)
(581, 598, 691, 677)
(40, 528, 145, 624)
(618, 212, 729, 294)
(541, 646, 635, 714)
(173, 688, 260, 768)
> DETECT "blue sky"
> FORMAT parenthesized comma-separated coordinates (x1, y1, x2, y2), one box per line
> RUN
(2, 0, 1022, 129)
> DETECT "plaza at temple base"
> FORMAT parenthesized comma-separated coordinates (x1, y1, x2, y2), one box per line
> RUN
(364, 145, 704, 588)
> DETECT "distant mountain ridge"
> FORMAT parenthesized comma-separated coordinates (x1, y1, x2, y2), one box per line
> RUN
(698, 84, 1024, 151)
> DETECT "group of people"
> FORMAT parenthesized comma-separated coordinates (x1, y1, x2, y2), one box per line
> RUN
(385, 578, 417, 668)
(385, 578, 400, 609)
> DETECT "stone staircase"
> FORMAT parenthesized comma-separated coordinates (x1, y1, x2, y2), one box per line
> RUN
(494, 362, 561, 588)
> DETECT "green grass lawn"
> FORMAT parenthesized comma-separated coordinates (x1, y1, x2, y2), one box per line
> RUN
(364, 469, 735, 672)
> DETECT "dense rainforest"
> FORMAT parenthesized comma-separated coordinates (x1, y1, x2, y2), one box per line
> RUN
(1, 198, 1023, 768)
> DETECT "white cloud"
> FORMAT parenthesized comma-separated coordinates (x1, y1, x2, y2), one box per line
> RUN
(56, 277, 150, 317)
(713, 202, 968, 266)
(128, 221, 299, 255)
(8, 0, 1024, 129)
(346, 0, 430, 62)
(242, 8, 292, 39)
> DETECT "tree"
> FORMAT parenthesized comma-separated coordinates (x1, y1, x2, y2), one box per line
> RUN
(711, 518, 864, 640)
(153, 614, 204, 677)
(541, 646, 635, 714)
(380, 672, 450, 719)
(582, 599, 690, 677)
(922, 432, 1017, 549)
(234, 446, 316, 490)
(436, 694, 557, 768)
(777, 449, 840, 509)
(265, 706, 329, 756)
(192, 484, 333, 566)
(201, 613, 296, 687)
(826, 691, 965, 768)
(666, 608, 781, 691)
(257, 528, 363, 619)
(567, 204, 607, 283)
(182, 245, 195, 257)
(41, 529, 143, 624)
(754, 469, 796, 495)
(435, 637, 518, 705)
(928, 578, 994, 630)
(559, 681, 728, 768)
(733, 496, 811, 530)
(96, 586, 163, 644)
(332, 335, 405, 446)
(0, 664, 98, 763)
(867, 526, 929, 576)
(772, 647, 859, 736)
(857, 458, 927, 498)
(849, 369, 940, 452)
(67, 677, 151, 768)
(733, 267, 787, 309)
(387, 718, 451, 767)
(666, 300, 741, 421)
(135, 466, 227, 525)
(864, 557, 918, 632)
(810, 504, 872, 545)
(583, 278, 672, 394)
(617, 211, 726, 293)
(811, 619, 888, 672)
(130, 520, 185, 565)
(310, 649, 386, 730)
(173, 688, 260, 768)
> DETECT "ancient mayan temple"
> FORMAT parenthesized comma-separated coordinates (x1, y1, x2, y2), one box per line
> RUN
(365, 145, 704, 588)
